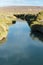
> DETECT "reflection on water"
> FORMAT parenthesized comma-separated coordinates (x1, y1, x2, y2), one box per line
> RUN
(30, 31, 43, 42)
(0, 38, 7, 45)
(0, 21, 43, 65)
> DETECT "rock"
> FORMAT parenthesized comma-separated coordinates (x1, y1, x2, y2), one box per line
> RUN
(0, 22, 8, 40)
(29, 11, 43, 33)
(0, 15, 16, 25)
(0, 15, 17, 40)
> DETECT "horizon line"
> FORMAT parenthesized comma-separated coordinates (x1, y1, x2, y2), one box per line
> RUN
(0, 5, 43, 7)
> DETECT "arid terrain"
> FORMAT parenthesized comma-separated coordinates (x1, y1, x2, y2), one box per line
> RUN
(0, 6, 43, 40)
(0, 6, 43, 15)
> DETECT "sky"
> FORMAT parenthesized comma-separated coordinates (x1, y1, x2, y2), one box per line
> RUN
(0, 0, 43, 7)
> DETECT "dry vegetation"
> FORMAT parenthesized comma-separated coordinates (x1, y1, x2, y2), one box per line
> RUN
(0, 6, 43, 15)
(0, 6, 43, 40)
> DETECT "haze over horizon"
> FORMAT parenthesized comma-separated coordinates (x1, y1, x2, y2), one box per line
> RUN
(0, 0, 43, 7)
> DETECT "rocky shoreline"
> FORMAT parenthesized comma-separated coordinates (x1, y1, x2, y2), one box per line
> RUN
(0, 10, 43, 40)
(14, 11, 43, 33)
(0, 15, 16, 40)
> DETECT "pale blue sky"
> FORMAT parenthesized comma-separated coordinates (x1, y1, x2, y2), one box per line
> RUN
(0, 0, 43, 7)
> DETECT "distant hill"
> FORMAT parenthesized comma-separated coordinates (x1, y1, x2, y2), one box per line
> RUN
(0, 6, 43, 15)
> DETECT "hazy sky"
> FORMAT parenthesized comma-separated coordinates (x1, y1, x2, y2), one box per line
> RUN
(0, 0, 43, 7)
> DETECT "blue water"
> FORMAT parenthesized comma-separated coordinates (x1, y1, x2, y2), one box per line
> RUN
(0, 21, 43, 65)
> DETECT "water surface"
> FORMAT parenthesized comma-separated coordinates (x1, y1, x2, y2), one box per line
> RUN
(0, 21, 43, 65)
